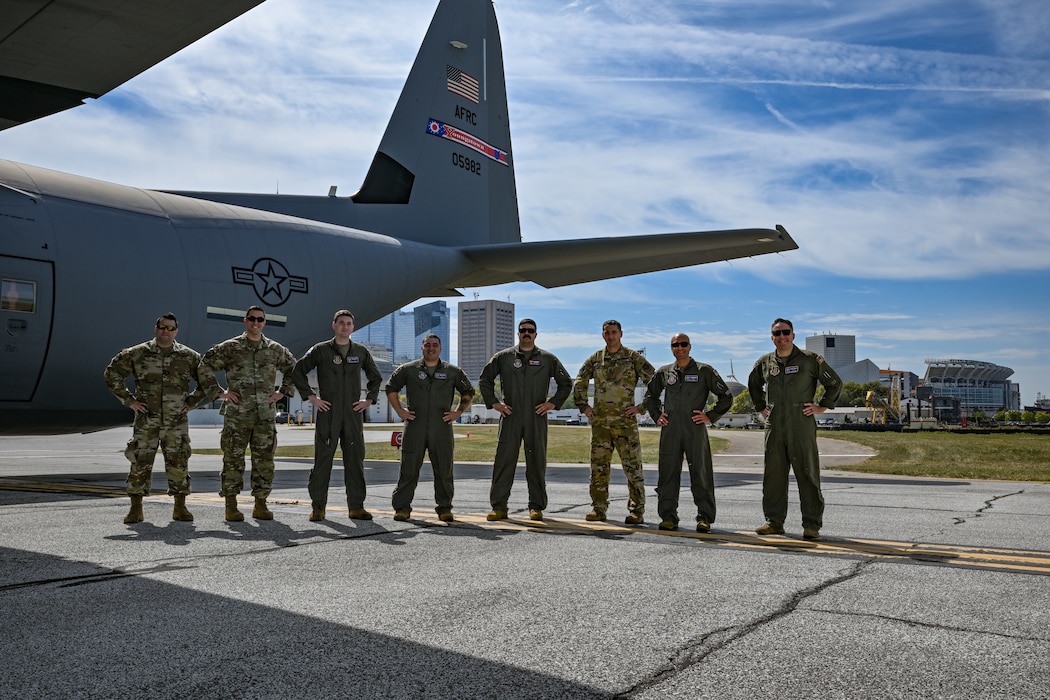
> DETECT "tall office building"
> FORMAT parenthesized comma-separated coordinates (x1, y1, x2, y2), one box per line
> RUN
(414, 300, 451, 361)
(355, 313, 394, 362)
(393, 309, 416, 363)
(458, 299, 515, 382)
(358, 301, 453, 364)
(805, 333, 856, 371)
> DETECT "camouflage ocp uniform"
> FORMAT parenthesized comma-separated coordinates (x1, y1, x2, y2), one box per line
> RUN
(198, 333, 296, 498)
(104, 340, 207, 496)
(573, 347, 655, 516)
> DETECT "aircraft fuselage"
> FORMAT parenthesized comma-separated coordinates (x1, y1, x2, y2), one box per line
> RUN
(0, 159, 473, 433)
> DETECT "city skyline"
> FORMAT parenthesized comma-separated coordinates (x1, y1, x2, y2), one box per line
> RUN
(383, 300, 1037, 408)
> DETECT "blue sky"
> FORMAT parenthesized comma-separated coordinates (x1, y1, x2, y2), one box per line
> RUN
(2, 0, 1048, 403)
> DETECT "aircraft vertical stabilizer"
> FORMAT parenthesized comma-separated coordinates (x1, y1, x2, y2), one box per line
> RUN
(353, 0, 520, 246)
(166, 0, 521, 248)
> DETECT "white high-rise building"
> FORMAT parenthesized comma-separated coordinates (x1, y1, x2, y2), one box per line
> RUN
(805, 333, 856, 371)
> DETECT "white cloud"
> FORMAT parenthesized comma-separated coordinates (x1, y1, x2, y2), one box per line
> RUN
(1, 0, 1046, 401)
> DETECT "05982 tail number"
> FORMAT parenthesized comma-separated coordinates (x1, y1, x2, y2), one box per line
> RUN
(453, 152, 482, 176)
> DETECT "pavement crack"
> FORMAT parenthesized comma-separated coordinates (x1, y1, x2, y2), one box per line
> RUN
(0, 562, 197, 591)
(2, 532, 389, 592)
(806, 608, 1049, 643)
(615, 559, 874, 698)
(977, 490, 1025, 515)
(951, 489, 1025, 527)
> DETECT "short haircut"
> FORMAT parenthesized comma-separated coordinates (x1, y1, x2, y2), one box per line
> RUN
(602, 319, 622, 331)
(246, 305, 264, 317)
(771, 318, 793, 331)
(671, 333, 690, 345)
(333, 309, 355, 322)
(156, 312, 178, 329)
(518, 318, 537, 330)
(422, 334, 441, 344)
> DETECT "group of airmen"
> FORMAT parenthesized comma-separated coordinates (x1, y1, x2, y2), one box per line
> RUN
(105, 309, 842, 539)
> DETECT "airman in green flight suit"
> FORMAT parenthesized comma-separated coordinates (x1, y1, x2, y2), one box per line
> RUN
(748, 318, 842, 540)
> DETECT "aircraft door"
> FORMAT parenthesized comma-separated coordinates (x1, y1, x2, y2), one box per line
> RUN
(0, 255, 54, 401)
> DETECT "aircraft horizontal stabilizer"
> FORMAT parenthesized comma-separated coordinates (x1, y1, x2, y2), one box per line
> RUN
(456, 225, 797, 288)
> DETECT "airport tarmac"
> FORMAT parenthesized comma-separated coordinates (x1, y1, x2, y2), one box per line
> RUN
(1, 426, 1048, 698)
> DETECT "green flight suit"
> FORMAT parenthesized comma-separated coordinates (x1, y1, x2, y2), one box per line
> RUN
(479, 345, 572, 512)
(291, 339, 382, 511)
(645, 360, 733, 525)
(748, 346, 842, 531)
(385, 359, 474, 515)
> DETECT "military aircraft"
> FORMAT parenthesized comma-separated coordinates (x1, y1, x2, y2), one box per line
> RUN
(0, 0, 797, 434)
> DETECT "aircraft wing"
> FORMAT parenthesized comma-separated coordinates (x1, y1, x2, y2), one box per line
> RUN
(453, 225, 798, 288)
(0, 0, 264, 130)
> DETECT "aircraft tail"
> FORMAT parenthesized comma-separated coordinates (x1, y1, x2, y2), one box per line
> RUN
(352, 0, 520, 246)
(166, 0, 520, 248)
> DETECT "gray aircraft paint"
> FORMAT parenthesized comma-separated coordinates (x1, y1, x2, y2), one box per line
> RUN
(0, 0, 796, 434)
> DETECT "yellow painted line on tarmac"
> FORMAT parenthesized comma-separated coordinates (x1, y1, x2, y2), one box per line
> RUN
(0, 480, 126, 498)
(402, 511, 1050, 575)
(4, 485, 1047, 574)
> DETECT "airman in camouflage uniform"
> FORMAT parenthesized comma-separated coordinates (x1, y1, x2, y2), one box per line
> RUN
(644, 334, 733, 532)
(573, 320, 655, 525)
(198, 306, 297, 522)
(747, 318, 842, 540)
(103, 313, 207, 524)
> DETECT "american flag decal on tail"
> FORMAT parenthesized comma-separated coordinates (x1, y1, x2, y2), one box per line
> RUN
(447, 65, 480, 103)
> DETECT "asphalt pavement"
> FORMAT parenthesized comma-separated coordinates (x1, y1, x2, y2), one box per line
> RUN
(1, 426, 1048, 699)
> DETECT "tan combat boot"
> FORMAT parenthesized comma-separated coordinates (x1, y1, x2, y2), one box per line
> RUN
(252, 497, 274, 520)
(172, 494, 194, 522)
(124, 495, 144, 524)
(225, 494, 244, 522)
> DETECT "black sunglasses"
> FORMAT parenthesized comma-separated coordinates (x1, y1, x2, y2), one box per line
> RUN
(518, 327, 536, 334)
(670, 341, 689, 348)
(246, 315, 266, 323)
(771, 329, 792, 337)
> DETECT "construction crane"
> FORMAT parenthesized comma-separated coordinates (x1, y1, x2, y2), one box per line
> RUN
(865, 374, 903, 424)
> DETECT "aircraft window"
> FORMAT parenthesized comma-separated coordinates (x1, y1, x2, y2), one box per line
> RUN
(1, 279, 36, 313)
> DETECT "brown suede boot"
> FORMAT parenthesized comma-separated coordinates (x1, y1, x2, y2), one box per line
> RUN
(123, 495, 144, 524)
(225, 494, 244, 522)
(252, 497, 274, 520)
(172, 494, 194, 522)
